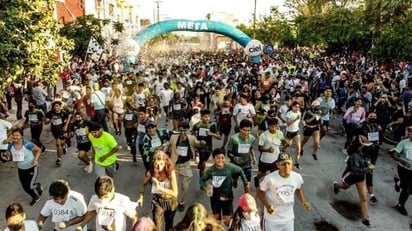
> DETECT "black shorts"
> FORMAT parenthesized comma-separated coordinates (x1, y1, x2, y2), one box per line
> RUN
(258, 160, 278, 173)
(51, 127, 65, 139)
(303, 126, 320, 137)
(199, 150, 212, 162)
(219, 124, 232, 136)
(77, 142, 92, 152)
(321, 120, 329, 128)
(286, 131, 299, 139)
(210, 194, 233, 216)
(342, 171, 365, 185)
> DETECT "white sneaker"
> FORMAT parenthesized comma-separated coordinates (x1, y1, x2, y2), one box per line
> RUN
(127, 146, 131, 151)
(84, 163, 93, 173)
(342, 149, 347, 155)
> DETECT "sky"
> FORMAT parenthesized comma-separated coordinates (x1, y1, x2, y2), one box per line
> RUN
(139, 0, 287, 24)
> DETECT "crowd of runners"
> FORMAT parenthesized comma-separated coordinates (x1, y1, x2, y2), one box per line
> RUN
(1, 48, 412, 230)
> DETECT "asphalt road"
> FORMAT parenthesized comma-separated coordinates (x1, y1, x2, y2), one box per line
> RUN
(0, 104, 411, 231)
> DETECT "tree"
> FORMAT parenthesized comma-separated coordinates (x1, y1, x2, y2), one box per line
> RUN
(0, 0, 73, 88)
(59, 15, 110, 58)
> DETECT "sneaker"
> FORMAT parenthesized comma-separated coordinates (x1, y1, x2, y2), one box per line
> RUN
(333, 181, 339, 194)
(394, 177, 400, 192)
(177, 203, 185, 212)
(362, 219, 370, 227)
(369, 196, 378, 205)
(55, 158, 61, 167)
(30, 196, 40, 206)
(395, 204, 408, 216)
(127, 146, 131, 151)
(312, 154, 318, 160)
(62, 145, 67, 155)
(36, 183, 43, 196)
(342, 149, 347, 155)
(294, 163, 302, 170)
(84, 163, 93, 173)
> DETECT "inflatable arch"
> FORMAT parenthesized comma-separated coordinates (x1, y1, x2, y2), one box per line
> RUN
(125, 19, 262, 68)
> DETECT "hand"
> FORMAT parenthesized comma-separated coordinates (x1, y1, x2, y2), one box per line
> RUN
(251, 155, 257, 165)
(75, 226, 82, 231)
(98, 155, 107, 162)
(37, 222, 43, 230)
(303, 201, 312, 211)
(244, 184, 250, 194)
(137, 195, 144, 207)
(268, 146, 274, 153)
(58, 221, 67, 229)
(266, 205, 277, 214)
(33, 159, 39, 166)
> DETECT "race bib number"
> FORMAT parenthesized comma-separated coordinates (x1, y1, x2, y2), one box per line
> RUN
(138, 124, 145, 133)
(151, 138, 161, 148)
(126, 80, 132, 85)
(51, 209, 70, 222)
(406, 150, 412, 160)
(53, 118, 63, 125)
(173, 104, 181, 110)
(199, 128, 208, 137)
(238, 144, 251, 153)
(124, 114, 133, 121)
(28, 114, 38, 122)
(97, 208, 115, 227)
(263, 81, 269, 86)
(368, 132, 379, 142)
(277, 186, 294, 203)
(12, 150, 24, 162)
(76, 128, 86, 136)
(177, 146, 188, 156)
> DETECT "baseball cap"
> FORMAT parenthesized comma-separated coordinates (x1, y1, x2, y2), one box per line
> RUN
(311, 100, 320, 106)
(359, 135, 372, 146)
(238, 193, 257, 213)
(277, 153, 293, 163)
(145, 120, 157, 128)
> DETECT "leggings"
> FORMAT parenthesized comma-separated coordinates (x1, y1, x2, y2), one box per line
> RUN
(18, 166, 40, 199)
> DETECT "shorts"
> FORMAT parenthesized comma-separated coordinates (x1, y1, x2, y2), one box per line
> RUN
(321, 120, 329, 128)
(342, 171, 365, 185)
(303, 126, 320, 137)
(51, 127, 65, 139)
(263, 218, 294, 231)
(77, 142, 92, 152)
(219, 124, 232, 136)
(199, 150, 212, 162)
(258, 160, 278, 173)
(210, 194, 233, 216)
(398, 165, 412, 192)
(285, 131, 299, 139)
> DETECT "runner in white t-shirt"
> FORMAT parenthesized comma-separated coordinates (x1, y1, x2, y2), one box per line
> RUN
(37, 180, 87, 231)
(285, 101, 302, 170)
(4, 203, 39, 231)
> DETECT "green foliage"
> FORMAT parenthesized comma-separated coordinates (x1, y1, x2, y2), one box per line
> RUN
(0, 0, 73, 89)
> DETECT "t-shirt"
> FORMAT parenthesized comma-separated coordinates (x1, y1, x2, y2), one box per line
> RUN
(286, 111, 301, 132)
(88, 132, 118, 166)
(393, 138, 412, 170)
(233, 103, 256, 124)
(259, 171, 303, 224)
(7, 140, 36, 170)
(4, 220, 38, 231)
(258, 130, 284, 163)
(87, 193, 137, 231)
(316, 97, 336, 121)
(40, 191, 87, 231)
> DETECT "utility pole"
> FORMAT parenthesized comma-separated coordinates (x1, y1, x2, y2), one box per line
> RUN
(253, 0, 257, 38)
(154, 0, 162, 22)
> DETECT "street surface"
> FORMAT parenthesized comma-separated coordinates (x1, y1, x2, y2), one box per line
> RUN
(0, 101, 411, 231)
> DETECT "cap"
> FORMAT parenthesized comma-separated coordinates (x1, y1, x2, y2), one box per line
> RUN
(145, 120, 157, 128)
(238, 193, 257, 213)
(311, 100, 320, 106)
(277, 153, 293, 163)
(359, 135, 372, 146)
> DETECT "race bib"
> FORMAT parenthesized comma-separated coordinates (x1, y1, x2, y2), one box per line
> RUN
(151, 138, 162, 148)
(173, 104, 181, 110)
(53, 118, 63, 125)
(97, 208, 115, 227)
(28, 114, 38, 122)
(277, 186, 294, 203)
(368, 132, 379, 142)
(263, 81, 269, 86)
(124, 114, 133, 121)
(199, 128, 208, 137)
(138, 124, 145, 133)
(222, 108, 230, 115)
(352, 115, 361, 122)
(177, 146, 188, 156)
(12, 150, 24, 162)
(126, 80, 132, 85)
(406, 150, 412, 160)
(76, 128, 86, 136)
(51, 209, 70, 222)
(238, 144, 251, 153)
(94, 146, 103, 153)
